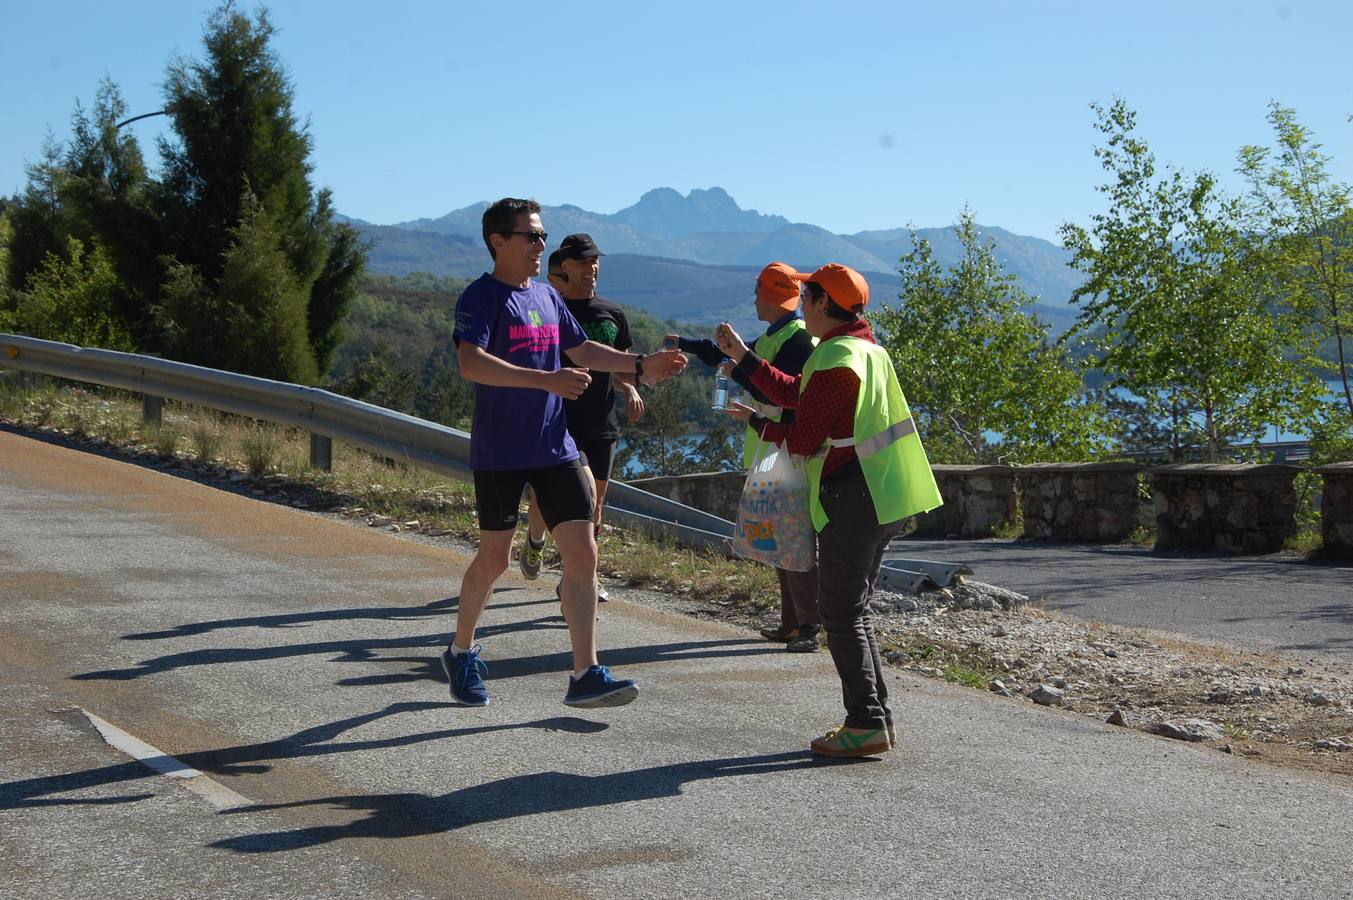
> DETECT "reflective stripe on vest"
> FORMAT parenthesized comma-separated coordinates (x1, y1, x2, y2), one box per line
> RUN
(800, 334, 942, 530)
(828, 416, 917, 458)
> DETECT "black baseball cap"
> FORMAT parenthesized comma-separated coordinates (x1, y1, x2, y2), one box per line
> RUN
(558, 233, 604, 260)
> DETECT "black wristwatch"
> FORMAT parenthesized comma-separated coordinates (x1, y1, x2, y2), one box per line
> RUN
(634, 353, 645, 379)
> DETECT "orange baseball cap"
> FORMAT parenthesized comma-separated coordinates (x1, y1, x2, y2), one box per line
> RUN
(805, 263, 869, 311)
(756, 262, 808, 309)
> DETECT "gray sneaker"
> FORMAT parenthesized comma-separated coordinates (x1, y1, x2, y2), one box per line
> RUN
(520, 536, 545, 580)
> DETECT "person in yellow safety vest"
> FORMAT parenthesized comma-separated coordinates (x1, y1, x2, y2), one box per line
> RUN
(664, 262, 822, 652)
(716, 262, 943, 758)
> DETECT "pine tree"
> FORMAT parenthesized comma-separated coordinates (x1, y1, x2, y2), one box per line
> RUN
(155, 2, 364, 380)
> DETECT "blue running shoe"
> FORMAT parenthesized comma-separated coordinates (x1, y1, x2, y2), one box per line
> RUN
(563, 665, 638, 708)
(441, 644, 489, 706)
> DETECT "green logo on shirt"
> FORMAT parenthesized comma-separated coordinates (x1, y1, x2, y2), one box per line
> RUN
(583, 320, 619, 347)
(528, 310, 543, 327)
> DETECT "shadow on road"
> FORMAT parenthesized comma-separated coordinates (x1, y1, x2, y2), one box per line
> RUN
(119, 589, 534, 641)
(210, 750, 837, 854)
(74, 595, 774, 683)
(0, 703, 608, 810)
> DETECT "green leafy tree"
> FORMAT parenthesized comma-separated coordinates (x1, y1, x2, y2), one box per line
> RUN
(616, 378, 704, 476)
(414, 345, 475, 430)
(874, 209, 1111, 463)
(155, 2, 365, 378)
(8, 237, 135, 350)
(4, 82, 156, 345)
(1238, 103, 1353, 416)
(157, 191, 317, 382)
(1060, 100, 1325, 461)
(0, 204, 13, 330)
(5, 139, 68, 294)
(61, 80, 160, 339)
(331, 341, 418, 413)
(688, 422, 743, 472)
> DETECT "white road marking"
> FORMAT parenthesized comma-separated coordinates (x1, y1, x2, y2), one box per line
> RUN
(82, 709, 252, 810)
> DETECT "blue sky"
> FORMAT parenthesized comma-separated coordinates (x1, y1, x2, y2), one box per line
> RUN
(2, 1, 1349, 242)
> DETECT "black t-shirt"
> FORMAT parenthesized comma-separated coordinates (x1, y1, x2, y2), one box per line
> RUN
(560, 294, 633, 441)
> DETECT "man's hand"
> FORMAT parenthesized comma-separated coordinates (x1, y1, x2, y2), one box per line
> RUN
(544, 367, 591, 399)
(715, 323, 749, 363)
(640, 348, 687, 385)
(723, 400, 755, 422)
(624, 382, 645, 422)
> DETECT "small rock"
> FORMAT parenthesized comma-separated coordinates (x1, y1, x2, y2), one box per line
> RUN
(1149, 719, 1225, 743)
(1107, 709, 1129, 727)
(1305, 689, 1334, 707)
(992, 623, 1008, 637)
(402, 520, 420, 530)
(1287, 666, 1305, 676)
(989, 679, 1007, 693)
(1103, 648, 1118, 658)
(1051, 676, 1067, 689)
(1314, 737, 1352, 752)
(368, 515, 393, 527)
(1029, 684, 1064, 706)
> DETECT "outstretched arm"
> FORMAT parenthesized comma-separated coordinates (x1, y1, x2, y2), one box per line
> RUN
(565, 341, 687, 384)
(457, 343, 592, 399)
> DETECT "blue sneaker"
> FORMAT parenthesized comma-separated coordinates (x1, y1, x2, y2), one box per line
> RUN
(441, 644, 488, 706)
(563, 665, 638, 708)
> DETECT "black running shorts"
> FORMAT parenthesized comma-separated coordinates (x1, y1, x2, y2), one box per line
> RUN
(474, 459, 594, 532)
(574, 438, 617, 483)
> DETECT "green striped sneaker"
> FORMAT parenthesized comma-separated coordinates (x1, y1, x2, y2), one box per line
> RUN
(520, 536, 545, 580)
(810, 724, 891, 758)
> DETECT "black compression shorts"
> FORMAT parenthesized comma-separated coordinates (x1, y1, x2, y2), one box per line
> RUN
(474, 459, 594, 532)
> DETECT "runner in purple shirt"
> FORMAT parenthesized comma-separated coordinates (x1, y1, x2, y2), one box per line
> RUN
(442, 197, 686, 710)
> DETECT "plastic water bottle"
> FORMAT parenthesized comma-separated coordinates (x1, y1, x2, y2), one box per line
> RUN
(712, 360, 731, 410)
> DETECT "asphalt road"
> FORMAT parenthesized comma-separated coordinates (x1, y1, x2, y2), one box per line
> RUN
(3, 429, 1353, 898)
(892, 537, 1353, 663)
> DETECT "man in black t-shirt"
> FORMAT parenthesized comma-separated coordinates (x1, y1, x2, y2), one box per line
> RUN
(520, 234, 643, 600)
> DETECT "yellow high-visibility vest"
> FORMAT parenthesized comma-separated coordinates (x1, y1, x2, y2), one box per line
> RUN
(799, 335, 942, 531)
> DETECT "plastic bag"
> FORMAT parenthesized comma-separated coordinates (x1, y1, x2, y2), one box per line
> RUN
(733, 444, 815, 571)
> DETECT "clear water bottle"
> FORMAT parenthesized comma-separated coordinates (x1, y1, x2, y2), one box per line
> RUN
(712, 359, 731, 409)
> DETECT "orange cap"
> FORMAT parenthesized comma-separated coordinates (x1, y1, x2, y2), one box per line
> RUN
(805, 263, 869, 311)
(756, 262, 808, 309)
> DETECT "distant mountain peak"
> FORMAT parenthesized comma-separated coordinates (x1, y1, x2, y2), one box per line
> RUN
(612, 186, 789, 239)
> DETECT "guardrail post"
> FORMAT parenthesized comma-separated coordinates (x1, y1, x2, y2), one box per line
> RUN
(310, 432, 333, 471)
(142, 394, 162, 426)
(140, 356, 163, 426)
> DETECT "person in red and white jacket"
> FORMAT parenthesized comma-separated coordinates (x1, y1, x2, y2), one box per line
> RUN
(718, 263, 939, 758)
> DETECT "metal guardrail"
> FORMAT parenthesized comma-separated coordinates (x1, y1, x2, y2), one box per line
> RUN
(1, 333, 971, 590)
(0, 332, 733, 554)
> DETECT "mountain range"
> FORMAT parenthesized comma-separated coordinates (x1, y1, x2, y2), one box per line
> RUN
(344, 187, 1083, 335)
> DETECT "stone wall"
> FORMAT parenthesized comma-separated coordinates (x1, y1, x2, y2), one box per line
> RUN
(626, 470, 745, 522)
(1318, 462, 1353, 559)
(1015, 462, 1142, 542)
(627, 461, 1352, 556)
(912, 465, 1017, 538)
(1149, 464, 1299, 554)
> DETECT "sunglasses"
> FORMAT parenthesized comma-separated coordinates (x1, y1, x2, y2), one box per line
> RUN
(504, 230, 549, 245)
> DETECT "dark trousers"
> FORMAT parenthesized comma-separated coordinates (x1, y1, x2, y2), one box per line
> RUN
(775, 565, 820, 631)
(816, 471, 902, 730)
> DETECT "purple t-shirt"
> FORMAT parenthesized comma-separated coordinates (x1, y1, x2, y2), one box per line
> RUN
(453, 273, 588, 470)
